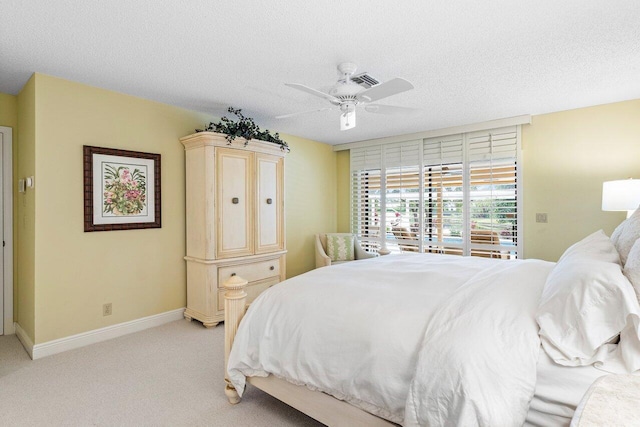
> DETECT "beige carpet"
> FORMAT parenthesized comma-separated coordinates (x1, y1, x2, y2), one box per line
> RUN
(0, 319, 324, 426)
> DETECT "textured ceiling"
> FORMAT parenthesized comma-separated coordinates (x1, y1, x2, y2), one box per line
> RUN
(2, 1, 639, 145)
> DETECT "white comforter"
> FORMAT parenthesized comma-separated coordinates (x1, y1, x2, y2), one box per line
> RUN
(227, 253, 555, 426)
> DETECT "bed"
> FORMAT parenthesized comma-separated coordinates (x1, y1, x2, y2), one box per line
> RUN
(222, 223, 640, 426)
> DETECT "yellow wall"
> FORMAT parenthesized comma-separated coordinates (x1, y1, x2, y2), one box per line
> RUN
(32, 74, 207, 343)
(18, 74, 337, 344)
(17, 76, 36, 340)
(283, 134, 337, 277)
(335, 99, 640, 262)
(523, 99, 640, 260)
(0, 92, 18, 129)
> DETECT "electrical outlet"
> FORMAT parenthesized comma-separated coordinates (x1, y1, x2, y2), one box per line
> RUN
(103, 303, 112, 316)
(535, 213, 548, 223)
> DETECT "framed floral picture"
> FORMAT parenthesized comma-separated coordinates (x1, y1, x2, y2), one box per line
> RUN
(84, 146, 161, 232)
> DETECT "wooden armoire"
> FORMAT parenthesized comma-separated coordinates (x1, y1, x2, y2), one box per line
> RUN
(180, 132, 287, 327)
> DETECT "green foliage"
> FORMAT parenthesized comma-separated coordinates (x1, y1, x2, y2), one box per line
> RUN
(196, 107, 290, 152)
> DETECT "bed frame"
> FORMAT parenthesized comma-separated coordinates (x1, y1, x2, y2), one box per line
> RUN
(223, 275, 396, 427)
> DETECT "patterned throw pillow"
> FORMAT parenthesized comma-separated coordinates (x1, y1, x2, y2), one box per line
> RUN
(611, 208, 640, 265)
(326, 233, 355, 262)
(623, 238, 640, 304)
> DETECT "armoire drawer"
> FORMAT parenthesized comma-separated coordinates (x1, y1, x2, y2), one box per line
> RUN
(217, 277, 280, 311)
(218, 259, 280, 287)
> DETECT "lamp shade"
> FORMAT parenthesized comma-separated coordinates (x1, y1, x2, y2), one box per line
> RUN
(602, 179, 640, 211)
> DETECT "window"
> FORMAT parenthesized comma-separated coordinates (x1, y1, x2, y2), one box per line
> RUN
(350, 126, 521, 258)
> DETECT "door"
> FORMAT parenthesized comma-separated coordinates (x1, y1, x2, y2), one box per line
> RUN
(216, 148, 254, 259)
(0, 129, 3, 334)
(255, 153, 283, 254)
(0, 126, 12, 336)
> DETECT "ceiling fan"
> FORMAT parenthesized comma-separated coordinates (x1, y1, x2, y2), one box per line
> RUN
(276, 62, 416, 131)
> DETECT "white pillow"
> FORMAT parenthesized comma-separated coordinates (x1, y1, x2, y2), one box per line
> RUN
(557, 229, 621, 265)
(623, 238, 640, 304)
(537, 230, 639, 368)
(610, 208, 640, 265)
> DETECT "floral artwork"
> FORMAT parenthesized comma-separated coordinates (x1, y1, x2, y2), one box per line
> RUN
(84, 146, 161, 232)
(102, 164, 147, 216)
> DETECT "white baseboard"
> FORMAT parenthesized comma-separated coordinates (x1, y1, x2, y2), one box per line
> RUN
(14, 322, 34, 359)
(4, 319, 15, 336)
(22, 308, 185, 360)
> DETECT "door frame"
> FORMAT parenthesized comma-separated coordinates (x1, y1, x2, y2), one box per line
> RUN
(0, 126, 14, 335)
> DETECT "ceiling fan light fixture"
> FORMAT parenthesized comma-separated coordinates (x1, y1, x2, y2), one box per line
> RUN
(340, 104, 356, 131)
(340, 110, 356, 131)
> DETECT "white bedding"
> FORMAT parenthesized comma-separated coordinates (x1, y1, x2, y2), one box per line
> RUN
(227, 253, 555, 425)
(404, 257, 553, 426)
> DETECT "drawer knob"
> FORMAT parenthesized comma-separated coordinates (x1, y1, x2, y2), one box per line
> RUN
(269, 266, 275, 271)
(266, 198, 273, 204)
(230, 273, 236, 277)
(232, 197, 239, 204)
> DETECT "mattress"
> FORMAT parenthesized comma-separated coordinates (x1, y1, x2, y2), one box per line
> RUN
(525, 349, 608, 427)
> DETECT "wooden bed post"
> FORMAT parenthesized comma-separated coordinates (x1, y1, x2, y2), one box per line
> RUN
(223, 275, 248, 404)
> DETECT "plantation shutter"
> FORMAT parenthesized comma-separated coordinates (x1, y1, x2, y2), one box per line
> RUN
(467, 126, 519, 258)
(351, 146, 383, 251)
(422, 135, 464, 254)
(349, 125, 521, 258)
(384, 141, 422, 252)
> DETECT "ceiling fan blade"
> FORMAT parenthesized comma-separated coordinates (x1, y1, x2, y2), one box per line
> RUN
(284, 83, 340, 103)
(275, 107, 335, 119)
(356, 78, 414, 103)
(364, 104, 420, 115)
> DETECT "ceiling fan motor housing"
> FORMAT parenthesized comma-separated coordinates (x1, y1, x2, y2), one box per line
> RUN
(329, 82, 363, 104)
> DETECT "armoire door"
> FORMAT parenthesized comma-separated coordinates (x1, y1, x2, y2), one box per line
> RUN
(216, 148, 254, 259)
(255, 153, 284, 254)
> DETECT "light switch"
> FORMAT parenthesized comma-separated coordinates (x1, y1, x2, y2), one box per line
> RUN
(536, 213, 548, 223)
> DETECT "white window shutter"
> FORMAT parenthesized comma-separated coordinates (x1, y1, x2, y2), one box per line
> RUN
(350, 145, 382, 171)
(467, 126, 519, 258)
(467, 126, 517, 162)
(350, 126, 521, 258)
(423, 134, 464, 166)
(351, 146, 383, 251)
(383, 141, 422, 252)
